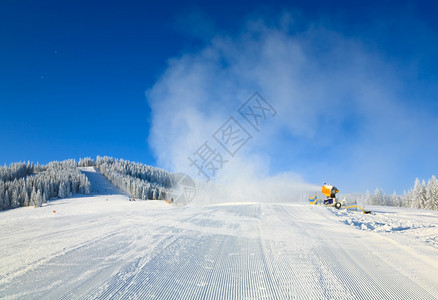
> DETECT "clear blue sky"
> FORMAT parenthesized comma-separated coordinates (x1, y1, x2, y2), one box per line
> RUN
(1, 0, 437, 193)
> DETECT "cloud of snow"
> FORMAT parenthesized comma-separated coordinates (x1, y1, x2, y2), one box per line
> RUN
(146, 11, 438, 202)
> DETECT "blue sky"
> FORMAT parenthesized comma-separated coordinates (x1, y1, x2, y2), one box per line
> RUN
(1, 0, 437, 194)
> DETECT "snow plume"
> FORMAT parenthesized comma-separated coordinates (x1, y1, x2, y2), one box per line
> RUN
(146, 12, 438, 203)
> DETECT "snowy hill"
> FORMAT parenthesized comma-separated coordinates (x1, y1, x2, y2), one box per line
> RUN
(1, 158, 438, 299)
(78, 167, 125, 196)
(1, 196, 437, 299)
(0, 157, 173, 212)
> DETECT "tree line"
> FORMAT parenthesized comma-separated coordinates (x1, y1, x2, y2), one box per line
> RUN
(0, 160, 91, 211)
(0, 156, 176, 212)
(94, 156, 172, 200)
(349, 175, 438, 211)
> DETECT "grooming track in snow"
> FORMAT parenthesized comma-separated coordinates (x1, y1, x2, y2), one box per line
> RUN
(1, 170, 437, 299)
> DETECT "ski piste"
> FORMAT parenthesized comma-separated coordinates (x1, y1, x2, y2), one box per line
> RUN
(1, 173, 437, 299)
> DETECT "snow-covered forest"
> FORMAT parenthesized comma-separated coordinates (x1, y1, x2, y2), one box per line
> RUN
(348, 176, 438, 211)
(0, 160, 91, 210)
(93, 156, 172, 200)
(0, 157, 174, 211)
(2, 156, 437, 212)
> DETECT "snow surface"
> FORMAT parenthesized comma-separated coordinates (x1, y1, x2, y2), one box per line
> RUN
(77, 167, 126, 196)
(1, 170, 437, 299)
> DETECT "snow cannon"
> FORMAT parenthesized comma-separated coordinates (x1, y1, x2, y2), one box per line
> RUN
(321, 184, 342, 209)
(321, 184, 339, 198)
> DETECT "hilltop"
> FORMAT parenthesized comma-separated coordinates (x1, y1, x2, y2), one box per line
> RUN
(0, 156, 173, 212)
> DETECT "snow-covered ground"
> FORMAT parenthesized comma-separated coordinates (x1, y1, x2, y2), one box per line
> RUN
(1, 170, 437, 299)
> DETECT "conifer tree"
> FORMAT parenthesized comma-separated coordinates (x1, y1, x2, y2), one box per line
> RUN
(11, 189, 20, 209)
(419, 180, 428, 209)
(426, 176, 438, 210)
(58, 182, 66, 198)
(411, 178, 422, 208)
(24, 190, 30, 207)
(0, 191, 3, 211)
(31, 188, 37, 207)
(36, 190, 43, 207)
(4, 190, 10, 210)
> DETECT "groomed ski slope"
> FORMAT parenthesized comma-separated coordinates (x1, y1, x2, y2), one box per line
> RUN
(1, 169, 437, 299)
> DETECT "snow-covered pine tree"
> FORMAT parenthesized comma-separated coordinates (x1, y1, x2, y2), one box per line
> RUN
(419, 180, 428, 209)
(391, 192, 400, 207)
(66, 179, 72, 197)
(132, 182, 137, 200)
(71, 179, 79, 194)
(0, 189, 4, 211)
(0, 181, 4, 210)
(23, 189, 30, 207)
(58, 182, 67, 198)
(4, 190, 11, 210)
(11, 187, 20, 209)
(30, 188, 37, 207)
(79, 176, 91, 195)
(402, 190, 411, 208)
(410, 178, 422, 209)
(36, 190, 43, 207)
(158, 189, 164, 200)
(372, 188, 384, 205)
(426, 176, 438, 210)
(141, 186, 146, 200)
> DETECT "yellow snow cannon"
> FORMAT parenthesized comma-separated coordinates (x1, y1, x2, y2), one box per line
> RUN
(321, 184, 338, 198)
(321, 184, 342, 209)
